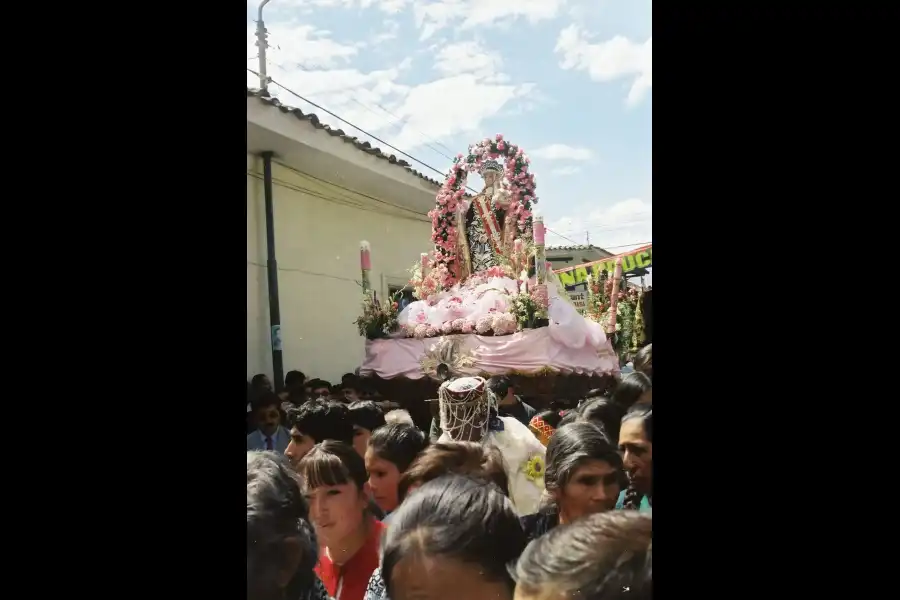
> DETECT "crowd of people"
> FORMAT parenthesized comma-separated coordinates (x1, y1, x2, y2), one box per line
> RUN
(247, 345, 653, 600)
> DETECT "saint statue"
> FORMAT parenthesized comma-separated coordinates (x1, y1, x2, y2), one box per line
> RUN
(455, 159, 517, 280)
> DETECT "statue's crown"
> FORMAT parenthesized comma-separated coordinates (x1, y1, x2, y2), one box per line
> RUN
(479, 159, 503, 175)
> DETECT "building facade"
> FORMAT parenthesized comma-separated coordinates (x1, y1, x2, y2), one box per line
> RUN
(247, 90, 440, 383)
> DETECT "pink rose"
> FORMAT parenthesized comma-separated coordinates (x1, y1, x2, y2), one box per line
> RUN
(495, 133, 503, 141)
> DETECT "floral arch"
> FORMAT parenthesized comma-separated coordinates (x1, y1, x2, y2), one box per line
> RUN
(427, 134, 539, 289)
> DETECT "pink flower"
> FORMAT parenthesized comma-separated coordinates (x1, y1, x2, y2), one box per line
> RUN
(497, 141, 505, 151)
(416, 312, 427, 323)
(475, 315, 494, 335)
(495, 133, 504, 141)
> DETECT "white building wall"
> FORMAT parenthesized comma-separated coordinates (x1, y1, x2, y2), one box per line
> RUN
(247, 154, 433, 384)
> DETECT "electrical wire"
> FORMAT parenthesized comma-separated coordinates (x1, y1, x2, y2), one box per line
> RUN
(246, 67, 633, 248)
(246, 259, 361, 282)
(248, 67, 472, 190)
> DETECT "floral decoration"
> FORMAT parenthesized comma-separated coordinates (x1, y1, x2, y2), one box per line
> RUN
(585, 274, 645, 362)
(523, 455, 545, 482)
(354, 290, 403, 340)
(510, 289, 549, 331)
(428, 134, 539, 291)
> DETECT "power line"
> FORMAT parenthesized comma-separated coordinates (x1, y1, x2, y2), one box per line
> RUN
(246, 67, 587, 247)
(248, 67, 476, 192)
(281, 57, 458, 164)
(259, 32, 460, 160)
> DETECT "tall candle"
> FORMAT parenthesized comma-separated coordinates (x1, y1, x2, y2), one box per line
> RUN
(607, 258, 623, 334)
(421, 252, 429, 274)
(360, 241, 371, 271)
(534, 216, 545, 245)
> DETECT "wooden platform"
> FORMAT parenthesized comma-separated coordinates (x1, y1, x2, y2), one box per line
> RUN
(360, 373, 617, 431)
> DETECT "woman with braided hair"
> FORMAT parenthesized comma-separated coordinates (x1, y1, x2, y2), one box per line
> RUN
(616, 405, 652, 511)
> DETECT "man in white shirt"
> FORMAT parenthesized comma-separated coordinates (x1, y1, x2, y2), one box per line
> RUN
(247, 393, 291, 453)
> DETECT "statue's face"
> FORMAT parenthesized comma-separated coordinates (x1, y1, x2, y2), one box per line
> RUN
(483, 170, 498, 186)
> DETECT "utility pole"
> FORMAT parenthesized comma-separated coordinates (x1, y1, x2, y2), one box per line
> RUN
(256, 0, 273, 93)
(262, 152, 284, 390)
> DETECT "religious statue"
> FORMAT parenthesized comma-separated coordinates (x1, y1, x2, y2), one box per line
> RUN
(455, 159, 517, 280)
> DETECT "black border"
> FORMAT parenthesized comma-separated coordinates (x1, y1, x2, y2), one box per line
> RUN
(35, 3, 247, 592)
(656, 5, 867, 593)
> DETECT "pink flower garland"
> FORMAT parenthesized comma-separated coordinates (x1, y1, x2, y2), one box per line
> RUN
(427, 134, 539, 290)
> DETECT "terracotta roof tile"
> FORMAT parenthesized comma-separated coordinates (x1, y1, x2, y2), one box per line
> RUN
(247, 88, 442, 188)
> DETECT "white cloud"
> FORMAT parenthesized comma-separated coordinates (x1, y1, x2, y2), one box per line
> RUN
(433, 41, 503, 79)
(551, 166, 581, 176)
(389, 74, 533, 151)
(253, 0, 410, 11)
(250, 23, 358, 70)
(372, 20, 400, 44)
(531, 143, 594, 161)
(248, 22, 535, 158)
(546, 197, 652, 252)
(415, 0, 567, 40)
(555, 25, 652, 106)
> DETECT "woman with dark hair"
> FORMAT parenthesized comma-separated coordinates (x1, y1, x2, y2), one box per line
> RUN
(574, 395, 624, 445)
(512, 511, 652, 600)
(520, 422, 624, 543)
(381, 475, 526, 600)
(297, 441, 385, 600)
(247, 451, 330, 600)
(397, 440, 509, 501)
(610, 372, 652, 412)
(633, 343, 652, 381)
(364, 441, 511, 600)
(617, 405, 652, 511)
(364, 423, 428, 517)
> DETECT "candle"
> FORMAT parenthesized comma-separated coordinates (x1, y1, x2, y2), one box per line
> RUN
(421, 252, 429, 275)
(534, 215, 545, 245)
(607, 258, 623, 334)
(514, 238, 523, 255)
(360, 241, 371, 271)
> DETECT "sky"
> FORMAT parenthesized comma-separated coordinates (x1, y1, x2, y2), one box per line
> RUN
(246, 0, 651, 256)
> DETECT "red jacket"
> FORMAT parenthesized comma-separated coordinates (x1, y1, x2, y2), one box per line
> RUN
(315, 518, 385, 600)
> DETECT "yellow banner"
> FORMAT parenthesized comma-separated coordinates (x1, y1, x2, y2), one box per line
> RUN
(553, 244, 652, 287)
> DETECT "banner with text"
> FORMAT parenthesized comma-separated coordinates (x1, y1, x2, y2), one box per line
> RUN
(568, 289, 587, 312)
(553, 244, 652, 288)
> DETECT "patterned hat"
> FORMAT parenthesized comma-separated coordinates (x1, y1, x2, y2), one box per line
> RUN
(479, 159, 503, 175)
(441, 376, 486, 404)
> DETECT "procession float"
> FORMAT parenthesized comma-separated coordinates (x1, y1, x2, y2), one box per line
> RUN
(354, 135, 623, 418)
